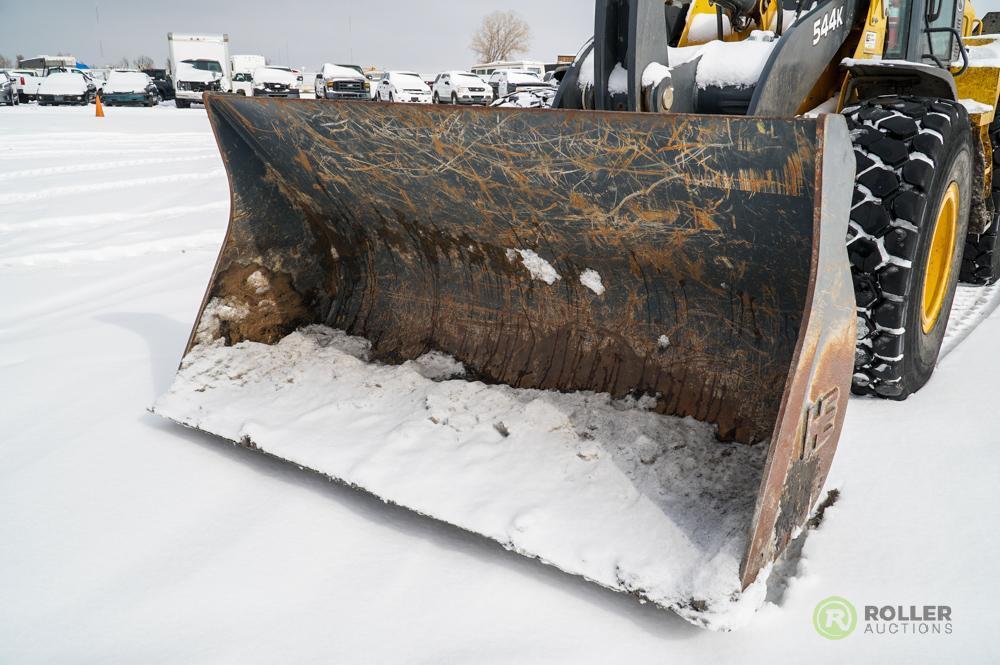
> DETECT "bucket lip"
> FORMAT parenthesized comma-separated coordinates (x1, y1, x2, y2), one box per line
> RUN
(203, 90, 826, 124)
(738, 113, 856, 589)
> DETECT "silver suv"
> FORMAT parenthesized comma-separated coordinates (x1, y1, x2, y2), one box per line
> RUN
(0, 71, 19, 106)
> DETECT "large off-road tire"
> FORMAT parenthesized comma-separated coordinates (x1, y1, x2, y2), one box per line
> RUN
(960, 107, 1000, 284)
(843, 96, 972, 399)
(175, 99, 191, 109)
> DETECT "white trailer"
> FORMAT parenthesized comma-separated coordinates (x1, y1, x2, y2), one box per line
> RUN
(230, 54, 266, 96)
(167, 33, 231, 108)
(231, 54, 265, 74)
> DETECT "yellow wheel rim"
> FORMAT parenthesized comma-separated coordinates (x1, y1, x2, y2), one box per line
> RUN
(921, 182, 959, 334)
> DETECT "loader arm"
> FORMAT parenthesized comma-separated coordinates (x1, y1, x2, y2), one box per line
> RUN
(561, 0, 867, 115)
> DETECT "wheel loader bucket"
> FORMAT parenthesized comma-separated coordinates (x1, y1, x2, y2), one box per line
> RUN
(156, 96, 856, 628)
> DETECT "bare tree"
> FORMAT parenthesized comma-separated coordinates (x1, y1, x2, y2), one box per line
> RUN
(133, 55, 154, 71)
(470, 11, 531, 63)
(16, 54, 24, 67)
(115, 56, 130, 69)
(0, 54, 10, 69)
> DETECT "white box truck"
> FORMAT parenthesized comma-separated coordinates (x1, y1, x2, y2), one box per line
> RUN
(230, 54, 266, 96)
(167, 33, 231, 108)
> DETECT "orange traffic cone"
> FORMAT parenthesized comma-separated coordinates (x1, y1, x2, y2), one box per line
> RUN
(95, 94, 105, 118)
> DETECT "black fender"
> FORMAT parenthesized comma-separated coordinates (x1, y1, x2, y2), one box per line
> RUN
(749, 0, 865, 115)
(553, 40, 593, 110)
(840, 61, 958, 102)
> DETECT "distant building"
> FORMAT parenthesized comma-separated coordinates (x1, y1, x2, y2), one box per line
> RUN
(19, 55, 77, 73)
(545, 56, 577, 73)
(471, 60, 546, 77)
(983, 11, 1000, 35)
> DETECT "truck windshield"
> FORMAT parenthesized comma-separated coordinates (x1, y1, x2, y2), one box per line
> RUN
(182, 59, 223, 73)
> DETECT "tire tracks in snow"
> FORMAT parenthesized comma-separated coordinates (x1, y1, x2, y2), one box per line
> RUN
(0, 229, 225, 268)
(0, 251, 210, 343)
(941, 283, 1000, 359)
(0, 155, 218, 182)
(5, 169, 226, 203)
(0, 147, 215, 160)
(0, 201, 228, 233)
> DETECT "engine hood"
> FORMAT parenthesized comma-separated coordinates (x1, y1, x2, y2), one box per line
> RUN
(39, 74, 88, 95)
(177, 66, 221, 83)
(104, 74, 152, 94)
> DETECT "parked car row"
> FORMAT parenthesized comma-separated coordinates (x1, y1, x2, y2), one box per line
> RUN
(370, 68, 554, 106)
(0, 66, 177, 108)
(1, 58, 558, 111)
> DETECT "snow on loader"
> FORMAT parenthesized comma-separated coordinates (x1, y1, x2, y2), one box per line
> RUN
(156, 0, 1000, 628)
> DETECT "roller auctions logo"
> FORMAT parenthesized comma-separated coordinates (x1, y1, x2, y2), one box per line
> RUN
(813, 596, 953, 639)
(813, 596, 857, 640)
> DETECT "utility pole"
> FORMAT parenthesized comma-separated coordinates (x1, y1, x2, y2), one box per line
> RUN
(96, 3, 104, 61)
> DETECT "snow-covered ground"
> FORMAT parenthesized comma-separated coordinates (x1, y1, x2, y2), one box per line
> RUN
(2, 104, 999, 663)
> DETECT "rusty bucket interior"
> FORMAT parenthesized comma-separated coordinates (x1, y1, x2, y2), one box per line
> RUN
(159, 95, 856, 625)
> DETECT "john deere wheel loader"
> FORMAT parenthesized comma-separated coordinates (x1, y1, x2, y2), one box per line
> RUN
(156, 0, 1000, 628)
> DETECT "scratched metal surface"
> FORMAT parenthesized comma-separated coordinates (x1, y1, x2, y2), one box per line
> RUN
(195, 97, 824, 445)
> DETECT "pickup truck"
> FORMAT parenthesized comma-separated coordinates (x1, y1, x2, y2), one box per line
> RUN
(252, 66, 302, 98)
(5, 70, 43, 102)
(315, 64, 369, 100)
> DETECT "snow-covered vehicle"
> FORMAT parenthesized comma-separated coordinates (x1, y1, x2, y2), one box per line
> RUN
(314, 63, 369, 100)
(101, 71, 161, 106)
(430, 71, 493, 105)
(6, 70, 42, 102)
(231, 55, 265, 77)
(0, 72, 18, 106)
(144, 69, 175, 101)
(252, 66, 302, 98)
(168, 33, 232, 109)
(36, 72, 94, 106)
(231, 55, 265, 96)
(173, 60, 228, 108)
(365, 71, 384, 99)
(231, 72, 253, 96)
(487, 70, 550, 98)
(87, 70, 108, 94)
(374, 71, 431, 103)
(47, 66, 98, 86)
